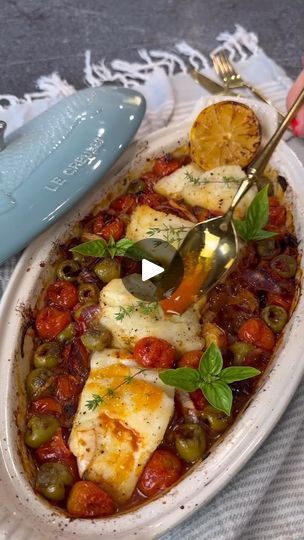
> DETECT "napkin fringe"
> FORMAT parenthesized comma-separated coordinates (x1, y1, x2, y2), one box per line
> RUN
(0, 25, 259, 107)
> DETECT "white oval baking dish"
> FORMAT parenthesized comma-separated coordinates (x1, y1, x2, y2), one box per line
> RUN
(0, 98, 304, 540)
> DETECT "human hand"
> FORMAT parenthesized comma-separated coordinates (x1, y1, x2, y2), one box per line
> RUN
(286, 67, 304, 137)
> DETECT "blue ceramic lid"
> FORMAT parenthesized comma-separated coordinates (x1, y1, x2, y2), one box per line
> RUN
(0, 87, 146, 264)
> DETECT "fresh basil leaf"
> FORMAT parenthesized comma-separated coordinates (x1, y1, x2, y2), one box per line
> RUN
(114, 238, 134, 255)
(201, 380, 233, 416)
(199, 342, 223, 377)
(248, 229, 277, 241)
(233, 218, 249, 240)
(233, 185, 277, 242)
(246, 184, 270, 233)
(107, 235, 117, 258)
(159, 367, 200, 392)
(70, 239, 108, 257)
(124, 243, 153, 261)
(219, 366, 261, 384)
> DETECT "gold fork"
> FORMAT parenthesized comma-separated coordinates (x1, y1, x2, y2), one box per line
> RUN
(212, 51, 284, 120)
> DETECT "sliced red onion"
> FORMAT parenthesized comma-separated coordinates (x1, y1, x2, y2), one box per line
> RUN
(176, 390, 200, 423)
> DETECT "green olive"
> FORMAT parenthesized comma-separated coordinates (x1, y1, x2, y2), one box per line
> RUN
(56, 259, 81, 281)
(229, 342, 255, 365)
(270, 254, 297, 278)
(81, 326, 111, 352)
(174, 423, 206, 463)
(78, 283, 100, 304)
(26, 368, 53, 400)
(56, 322, 76, 343)
(36, 462, 73, 501)
(201, 405, 231, 432)
(33, 342, 60, 369)
(94, 258, 121, 283)
(257, 238, 278, 258)
(261, 304, 288, 332)
(24, 415, 59, 448)
(128, 179, 146, 194)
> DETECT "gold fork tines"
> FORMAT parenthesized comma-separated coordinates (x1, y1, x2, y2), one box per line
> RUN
(212, 51, 284, 120)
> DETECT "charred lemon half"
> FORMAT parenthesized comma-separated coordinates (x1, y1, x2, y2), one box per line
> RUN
(190, 101, 261, 170)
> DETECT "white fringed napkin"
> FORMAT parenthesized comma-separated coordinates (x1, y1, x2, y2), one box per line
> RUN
(1, 24, 304, 540)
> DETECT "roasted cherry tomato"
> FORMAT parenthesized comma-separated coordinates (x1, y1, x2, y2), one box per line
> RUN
(46, 280, 78, 309)
(110, 194, 137, 214)
(152, 155, 181, 177)
(55, 374, 79, 403)
(36, 307, 71, 340)
(267, 292, 292, 311)
(177, 350, 202, 368)
(138, 192, 166, 209)
(63, 338, 89, 379)
(67, 481, 116, 517)
(134, 337, 176, 369)
(138, 448, 182, 497)
(268, 205, 286, 226)
(30, 397, 62, 417)
(35, 429, 73, 463)
(238, 318, 275, 351)
(93, 214, 124, 241)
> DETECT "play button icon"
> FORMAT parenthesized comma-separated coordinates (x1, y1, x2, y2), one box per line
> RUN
(142, 259, 164, 282)
(122, 238, 184, 302)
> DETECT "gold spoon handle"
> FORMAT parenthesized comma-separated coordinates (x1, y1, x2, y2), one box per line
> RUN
(227, 87, 304, 218)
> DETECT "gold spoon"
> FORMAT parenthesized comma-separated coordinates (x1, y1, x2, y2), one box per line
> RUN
(161, 88, 304, 314)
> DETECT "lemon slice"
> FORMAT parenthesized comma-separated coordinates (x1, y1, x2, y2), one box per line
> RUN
(190, 101, 261, 170)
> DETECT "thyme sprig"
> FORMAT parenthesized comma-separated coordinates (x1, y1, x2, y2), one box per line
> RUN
(185, 171, 240, 187)
(147, 225, 191, 245)
(115, 301, 159, 322)
(86, 368, 147, 411)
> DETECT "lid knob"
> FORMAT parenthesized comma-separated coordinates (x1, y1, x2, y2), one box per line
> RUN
(0, 121, 7, 151)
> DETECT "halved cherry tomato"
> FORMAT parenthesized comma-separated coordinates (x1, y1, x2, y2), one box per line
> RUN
(267, 292, 292, 311)
(110, 194, 137, 214)
(36, 307, 71, 340)
(63, 338, 89, 379)
(138, 192, 166, 209)
(177, 350, 202, 368)
(152, 156, 181, 177)
(189, 389, 206, 411)
(238, 318, 275, 351)
(140, 171, 158, 191)
(93, 213, 124, 241)
(46, 280, 78, 310)
(134, 337, 176, 369)
(30, 397, 62, 417)
(67, 481, 116, 518)
(121, 257, 141, 276)
(138, 448, 182, 497)
(268, 198, 286, 226)
(55, 374, 79, 402)
(35, 429, 73, 463)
